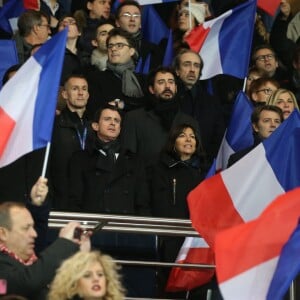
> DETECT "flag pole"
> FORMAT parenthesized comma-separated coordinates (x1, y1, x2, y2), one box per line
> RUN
(242, 77, 247, 93)
(188, 0, 192, 30)
(41, 142, 51, 178)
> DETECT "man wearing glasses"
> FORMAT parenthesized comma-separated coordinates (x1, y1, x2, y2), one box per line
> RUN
(115, 0, 163, 71)
(13, 10, 51, 63)
(252, 44, 290, 88)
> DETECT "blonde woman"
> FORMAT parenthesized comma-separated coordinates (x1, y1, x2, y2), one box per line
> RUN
(267, 88, 299, 119)
(48, 251, 125, 300)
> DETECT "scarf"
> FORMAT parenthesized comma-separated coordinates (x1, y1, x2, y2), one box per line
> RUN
(107, 60, 144, 98)
(153, 99, 179, 130)
(0, 243, 38, 266)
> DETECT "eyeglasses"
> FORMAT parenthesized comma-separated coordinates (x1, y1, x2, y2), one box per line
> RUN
(255, 54, 275, 62)
(59, 19, 77, 26)
(256, 88, 273, 95)
(39, 23, 50, 29)
(107, 42, 130, 50)
(120, 12, 141, 19)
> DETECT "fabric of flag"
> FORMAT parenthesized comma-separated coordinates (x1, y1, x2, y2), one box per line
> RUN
(257, 0, 281, 16)
(185, 0, 256, 80)
(162, 29, 174, 67)
(188, 110, 300, 248)
(0, 29, 67, 168)
(0, 39, 18, 90)
(267, 221, 300, 300)
(141, 4, 169, 45)
(215, 188, 300, 300)
(216, 91, 253, 170)
(0, 0, 40, 33)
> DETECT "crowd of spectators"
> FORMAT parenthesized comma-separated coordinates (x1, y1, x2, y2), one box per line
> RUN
(0, 0, 300, 299)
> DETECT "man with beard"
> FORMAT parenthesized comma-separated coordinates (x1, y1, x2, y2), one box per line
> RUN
(121, 66, 199, 165)
(174, 49, 225, 163)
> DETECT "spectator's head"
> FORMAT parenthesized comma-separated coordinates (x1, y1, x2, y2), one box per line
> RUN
(245, 66, 261, 96)
(92, 21, 115, 53)
(17, 10, 50, 44)
(164, 123, 202, 161)
(249, 77, 280, 104)
(92, 104, 122, 142)
(48, 251, 125, 300)
(252, 45, 279, 78)
(0, 202, 37, 262)
(115, 0, 141, 34)
(62, 75, 89, 114)
(148, 66, 178, 101)
(174, 49, 203, 88)
(87, 0, 111, 19)
(267, 88, 299, 120)
(251, 105, 283, 140)
(57, 15, 81, 40)
(107, 28, 136, 64)
(2, 64, 22, 86)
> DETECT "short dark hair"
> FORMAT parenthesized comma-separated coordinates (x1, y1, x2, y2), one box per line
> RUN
(106, 27, 135, 48)
(173, 49, 204, 77)
(0, 202, 26, 230)
(94, 20, 115, 39)
(248, 77, 280, 96)
(93, 103, 123, 123)
(147, 66, 177, 88)
(252, 44, 277, 65)
(63, 74, 88, 88)
(251, 105, 284, 125)
(116, 0, 141, 19)
(18, 10, 49, 37)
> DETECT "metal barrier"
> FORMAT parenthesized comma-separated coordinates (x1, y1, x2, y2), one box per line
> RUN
(49, 211, 296, 300)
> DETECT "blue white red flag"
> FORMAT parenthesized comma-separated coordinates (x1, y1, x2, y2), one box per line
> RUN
(216, 91, 253, 170)
(185, 0, 256, 80)
(215, 189, 300, 300)
(0, 0, 40, 33)
(267, 221, 300, 300)
(188, 109, 300, 248)
(258, 0, 281, 16)
(0, 29, 67, 168)
(162, 29, 174, 67)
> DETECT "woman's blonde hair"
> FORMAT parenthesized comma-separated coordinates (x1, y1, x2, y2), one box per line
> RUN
(267, 88, 299, 111)
(48, 251, 125, 300)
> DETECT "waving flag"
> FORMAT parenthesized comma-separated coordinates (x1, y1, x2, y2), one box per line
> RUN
(0, 0, 40, 34)
(215, 189, 300, 300)
(185, 0, 256, 80)
(0, 29, 67, 168)
(257, 0, 281, 16)
(188, 110, 300, 248)
(162, 29, 174, 67)
(216, 91, 253, 170)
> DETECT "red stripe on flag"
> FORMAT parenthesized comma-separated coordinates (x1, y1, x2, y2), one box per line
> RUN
(257, 0, 281, 16)
(24, 0, 40, 10)
(185, 25, 210, 53)
(0, 107, 16, 158)
(188, 173, 244, 248)
(166, 247, 214, 291)
(215, 188, 300, 283)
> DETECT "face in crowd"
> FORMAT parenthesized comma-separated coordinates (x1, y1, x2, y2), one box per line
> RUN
(149, 71, 177, 101)
(107, 35, 135, 64)
(58, 17, 81, 40)
(92, 23, 115, 52)
(251, 81, 278, 103)
(87, 0, 111, 19)
(175, 127, 197, 161)
(116, 4, 141, 34)
(254, 48, 278, 77)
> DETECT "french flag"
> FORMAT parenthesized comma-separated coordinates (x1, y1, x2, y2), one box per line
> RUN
(0, 29, 67, 168)
(257, 0, 281, 16)
(188, 109, 300, 248)
(0, 0, 40, 34)
(215, 188, 300, 300)
(185, 0, 256, 80)
(216, 91, 254, 170)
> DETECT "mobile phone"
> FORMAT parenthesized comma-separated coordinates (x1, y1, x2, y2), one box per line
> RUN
(73, 227, 83, 239)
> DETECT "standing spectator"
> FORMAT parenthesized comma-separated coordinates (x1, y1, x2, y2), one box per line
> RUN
(50, 74, 93, 210)
(40, 0, 66, 31)
(48, 251, 125, 300)
(13, 10, 51, 63)
(174, 49, 225, 162)
(68, 104, 151, 215)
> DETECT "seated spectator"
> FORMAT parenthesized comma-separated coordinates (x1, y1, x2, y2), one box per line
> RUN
(40, 0, 66, 30)
(57, 15, 90, 84)
(68, 104, 151, 215)
(0, 179, 90, 299)
(121, 66, 199, 164)
(74, 0, 112, 56)
(248, 77, 280, 105)
(48, 251, 125, 300)
(115, 0, 163, 70)
(90, 20, 115, 71)
(86, 28, 145, 114)
(13, 10, 51, 63)
(267, 88, 299, 119)
(227, 105, 283, 167)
